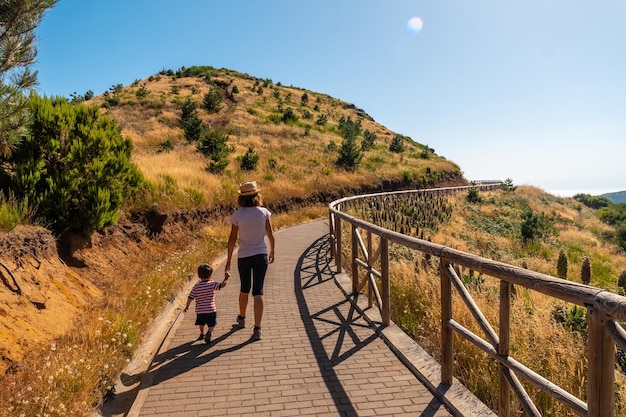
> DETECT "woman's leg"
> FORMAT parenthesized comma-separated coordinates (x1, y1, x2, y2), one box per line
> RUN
(253, 294, 264, 327)
(250, 254, 269, 328)
(238, 256, 254, 323)
(239, 292, 248, 318)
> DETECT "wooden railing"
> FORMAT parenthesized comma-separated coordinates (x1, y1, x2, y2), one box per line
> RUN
(328, 185, 626, 417)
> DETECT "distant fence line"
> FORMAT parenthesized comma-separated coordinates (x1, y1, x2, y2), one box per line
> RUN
(328, 184, 626, 417)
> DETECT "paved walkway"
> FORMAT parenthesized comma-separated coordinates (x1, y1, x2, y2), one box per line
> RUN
(100, 220, 492, 417)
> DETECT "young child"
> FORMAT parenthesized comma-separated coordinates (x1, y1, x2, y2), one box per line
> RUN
(183, 262, 229, 344)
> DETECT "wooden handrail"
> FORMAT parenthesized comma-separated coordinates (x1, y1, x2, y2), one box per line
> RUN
(329, 184, 626, 417)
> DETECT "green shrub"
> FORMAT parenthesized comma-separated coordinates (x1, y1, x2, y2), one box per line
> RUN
(0, 192, 32, 231)
(282, 107, 298, 124)
(500, 178, 517, 192)
(197, 127, 234, 173)
(466, 185, 482, 203)
(180, 98, 203, 142)
(362, 130, 376, 151)
(207, 158, 229, 174)
(336, 136, 362, 171)
(389, 133, 405, 153)
(3, 95, 143, 236)
(239, 147, 260, 171)
(157, 139, 174, 153)
(520, 210, 554, 242)
(135, 84, 149, 99)
(551, 304, 587, 335)
(202, 86, 224, 113)
(338, 116, 361, 141)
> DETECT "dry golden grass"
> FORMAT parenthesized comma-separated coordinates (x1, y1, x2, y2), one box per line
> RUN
(341, 186, 626, 415)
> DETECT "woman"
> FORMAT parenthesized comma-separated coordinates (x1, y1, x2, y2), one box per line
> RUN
(225, 181, 275, 341)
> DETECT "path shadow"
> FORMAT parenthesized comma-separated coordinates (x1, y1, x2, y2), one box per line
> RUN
(294, 235, 378, 417)
(101, 324, 250, 416)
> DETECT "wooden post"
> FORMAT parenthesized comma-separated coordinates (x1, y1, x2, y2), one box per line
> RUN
(367, 230, 373, 307)
(351, 224, 359, 295)
(587, 306, 615, 417)
(499, 280, 511, 417)
(440, 257, 453, 385)
(381, 237, 390, 326)
(329, 209, 335, 260)
(335, 215, 342, 274)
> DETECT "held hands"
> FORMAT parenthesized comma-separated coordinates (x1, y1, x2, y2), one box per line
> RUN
(220, 270, 230, 288)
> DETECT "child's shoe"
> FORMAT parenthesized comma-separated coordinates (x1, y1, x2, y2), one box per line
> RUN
(204, 331, 212, 344)
(197, 333, 204, 341)
(236, 315, 246, 329)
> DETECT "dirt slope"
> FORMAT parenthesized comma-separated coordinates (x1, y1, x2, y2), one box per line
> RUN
(0, 210, 187, 374)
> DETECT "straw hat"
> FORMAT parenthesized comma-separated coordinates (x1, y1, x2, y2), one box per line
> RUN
(238, 181, 260, 196)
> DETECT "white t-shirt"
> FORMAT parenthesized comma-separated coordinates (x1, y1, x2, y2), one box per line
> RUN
(230, 206, 272, 258)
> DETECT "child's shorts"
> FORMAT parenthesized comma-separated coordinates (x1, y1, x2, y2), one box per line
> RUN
(195, 312, 217, 327)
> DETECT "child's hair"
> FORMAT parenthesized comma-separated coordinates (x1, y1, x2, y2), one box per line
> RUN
(198, 263, 213, 279)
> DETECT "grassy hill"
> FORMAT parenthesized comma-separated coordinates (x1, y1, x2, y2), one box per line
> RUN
(87, 66, 464, 212)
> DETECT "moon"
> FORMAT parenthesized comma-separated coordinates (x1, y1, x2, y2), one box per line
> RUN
(407, 16, 423, 33)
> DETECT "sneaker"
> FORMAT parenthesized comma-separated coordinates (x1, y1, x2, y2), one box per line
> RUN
(197, 333, 204, 341)
(236, 315, 246, 329)
(252, 326, 262, 341)
(204, 332, 212, 344)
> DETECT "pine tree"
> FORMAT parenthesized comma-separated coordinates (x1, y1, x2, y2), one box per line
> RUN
(336, 117, 363, 171)
(202, 86, 223, 113)
(179, 98, 202, 142)
(389, 133, 405, 153)
(0, 0, 57, 156)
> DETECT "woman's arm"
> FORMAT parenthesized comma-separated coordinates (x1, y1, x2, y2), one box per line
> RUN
(265, 218, 275, 264)
(225, 224, 239, 275)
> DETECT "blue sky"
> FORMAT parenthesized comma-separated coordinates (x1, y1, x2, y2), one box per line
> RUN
(34, 0, 626, 196)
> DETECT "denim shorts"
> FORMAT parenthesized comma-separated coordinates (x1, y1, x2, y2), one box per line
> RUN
(238, 253, 268, 296)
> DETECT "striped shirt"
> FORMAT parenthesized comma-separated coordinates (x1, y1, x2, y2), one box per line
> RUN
(188, 280, 221, 314)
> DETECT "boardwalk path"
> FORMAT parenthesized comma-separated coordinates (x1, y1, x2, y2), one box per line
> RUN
(102, 220, 491, 417)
